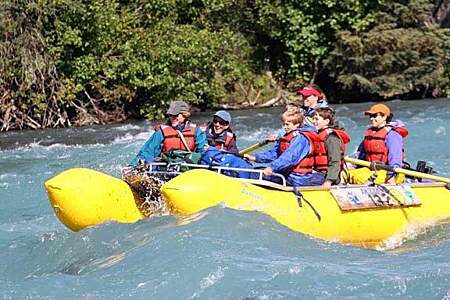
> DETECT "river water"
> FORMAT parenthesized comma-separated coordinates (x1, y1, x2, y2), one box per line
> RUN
(1, 99, 449, 299)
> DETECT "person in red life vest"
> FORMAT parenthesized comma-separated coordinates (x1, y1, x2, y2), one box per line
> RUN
(348, 103, 408, 184)
(244, 111, 326, 186)
(312, 107, 351, 189)
(297, 84, 329, 123)
(203, 110, 239, 155)
(129, 100, 207, 166)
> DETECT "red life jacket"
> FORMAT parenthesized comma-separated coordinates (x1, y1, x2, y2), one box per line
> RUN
(213, 132, 234, 151)
(318, 127, 351, 167)
(363, 125, 408, 163)
(279, 130, 328, 174)
(160, 123, 197, 152)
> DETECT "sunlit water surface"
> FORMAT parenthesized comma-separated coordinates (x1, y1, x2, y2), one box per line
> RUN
(1, 99, 450, 299)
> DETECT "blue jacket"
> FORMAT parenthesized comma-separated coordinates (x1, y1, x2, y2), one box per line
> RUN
(254, 125, 325, 186)
(130, 122, 207, 166)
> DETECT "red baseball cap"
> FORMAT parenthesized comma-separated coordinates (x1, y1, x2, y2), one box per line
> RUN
(296, 86, 321, 97)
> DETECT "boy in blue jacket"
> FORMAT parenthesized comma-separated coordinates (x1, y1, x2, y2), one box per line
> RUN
(244, 111, 325, 186)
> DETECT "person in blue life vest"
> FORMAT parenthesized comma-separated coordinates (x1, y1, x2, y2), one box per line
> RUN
(129, 100, 207, 166)
(347, 104, 408, 185)
(312, 107, 351, 189)
(244, 110, 326, 186)
(202, 110, 239, 155)
(297, 84, 329, 124)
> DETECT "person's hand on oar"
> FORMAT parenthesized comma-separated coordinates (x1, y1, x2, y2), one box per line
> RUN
(267, 133, 279, 142)
(243, 153, 256, 161)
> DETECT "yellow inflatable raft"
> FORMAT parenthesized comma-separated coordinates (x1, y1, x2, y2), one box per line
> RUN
(45, 168, 450, 248)
(45, 168, 144, 231)
(161, 169, 450, 248)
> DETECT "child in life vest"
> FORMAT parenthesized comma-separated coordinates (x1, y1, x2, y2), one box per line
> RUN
(267, 102, 301, 142)
(203, 110, 239, 155)
(312, 107, 351, 189)
(129, 100, 207, 166)
(348, 103, 408, 184)
(244, 111, 326, 186)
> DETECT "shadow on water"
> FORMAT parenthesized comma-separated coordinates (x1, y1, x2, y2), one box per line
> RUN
(3, 215, 179, 279)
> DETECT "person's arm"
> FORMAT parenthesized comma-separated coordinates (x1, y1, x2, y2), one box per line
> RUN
(194, 127, 207, 152)
(324, 134, 341, 184)
(129, 130, 164, 166)
(254, 142, 280, 163)
(385, 131, 403, 183)
(269, 135, 310, 173)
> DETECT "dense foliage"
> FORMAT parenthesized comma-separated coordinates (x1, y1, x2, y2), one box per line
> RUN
(325, 0, 450, 100)
(0, 0, 448, 130)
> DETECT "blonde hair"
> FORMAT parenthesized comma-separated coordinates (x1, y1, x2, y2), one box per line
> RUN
(282, 111, 304, 126)
(285, 103, 301, 113)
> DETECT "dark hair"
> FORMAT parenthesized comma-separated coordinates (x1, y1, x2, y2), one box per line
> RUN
(386, 113, 393, 123)
(315, 107, 336, 126)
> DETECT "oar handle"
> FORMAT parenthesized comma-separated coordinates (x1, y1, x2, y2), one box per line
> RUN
(238, 140, 271, 155)
(345, 157, 450, 184)
(345, 157, 393, 171)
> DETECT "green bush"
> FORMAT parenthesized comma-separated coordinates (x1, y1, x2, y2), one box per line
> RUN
(325, 0, 450, 100)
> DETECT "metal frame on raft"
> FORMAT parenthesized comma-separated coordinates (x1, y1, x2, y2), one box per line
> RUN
(122, 161, 448, 192)
(120, 162, 450, 215)
(122, 162, 288, 186)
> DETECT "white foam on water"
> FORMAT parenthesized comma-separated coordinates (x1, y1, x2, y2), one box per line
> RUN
(114, 124, 142, 131)
(189, 266, 227, 299)
(199, 266, 226, 289)
(112, 133, 136, 144)
(377, 221, 438, 251)
(288, 265, 302, 274)
(434, 126, 447, 135)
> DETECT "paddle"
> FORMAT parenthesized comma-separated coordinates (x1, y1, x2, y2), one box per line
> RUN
(344, 157, 450, 184)
(239, 140, 271, 155)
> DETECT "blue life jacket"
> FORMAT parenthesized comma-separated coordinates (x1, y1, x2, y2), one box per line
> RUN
(199, 148, 253, 178)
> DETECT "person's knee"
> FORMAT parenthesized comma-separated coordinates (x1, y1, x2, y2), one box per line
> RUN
(347, 168, 373, 184)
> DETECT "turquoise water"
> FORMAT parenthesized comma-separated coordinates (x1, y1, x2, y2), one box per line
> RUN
(1, 99, 450, 299)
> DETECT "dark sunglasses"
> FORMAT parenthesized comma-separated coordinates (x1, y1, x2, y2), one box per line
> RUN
(213, 118, 228, 126)
(167, 113, 179, 118)
(368, 113, 383, 118)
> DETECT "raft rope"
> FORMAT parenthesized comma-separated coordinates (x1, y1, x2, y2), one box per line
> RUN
(292, 186, 321, 222)
(365, 163, 405, 207)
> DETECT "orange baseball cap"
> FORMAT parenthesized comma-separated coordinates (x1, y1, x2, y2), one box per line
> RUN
(364, 104, 391, 116)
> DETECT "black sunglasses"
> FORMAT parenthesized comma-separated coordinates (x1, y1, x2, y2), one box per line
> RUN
(368, 113, 383, 118)
(167, 113, 179, 118)
(213, 117, 228, 126)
